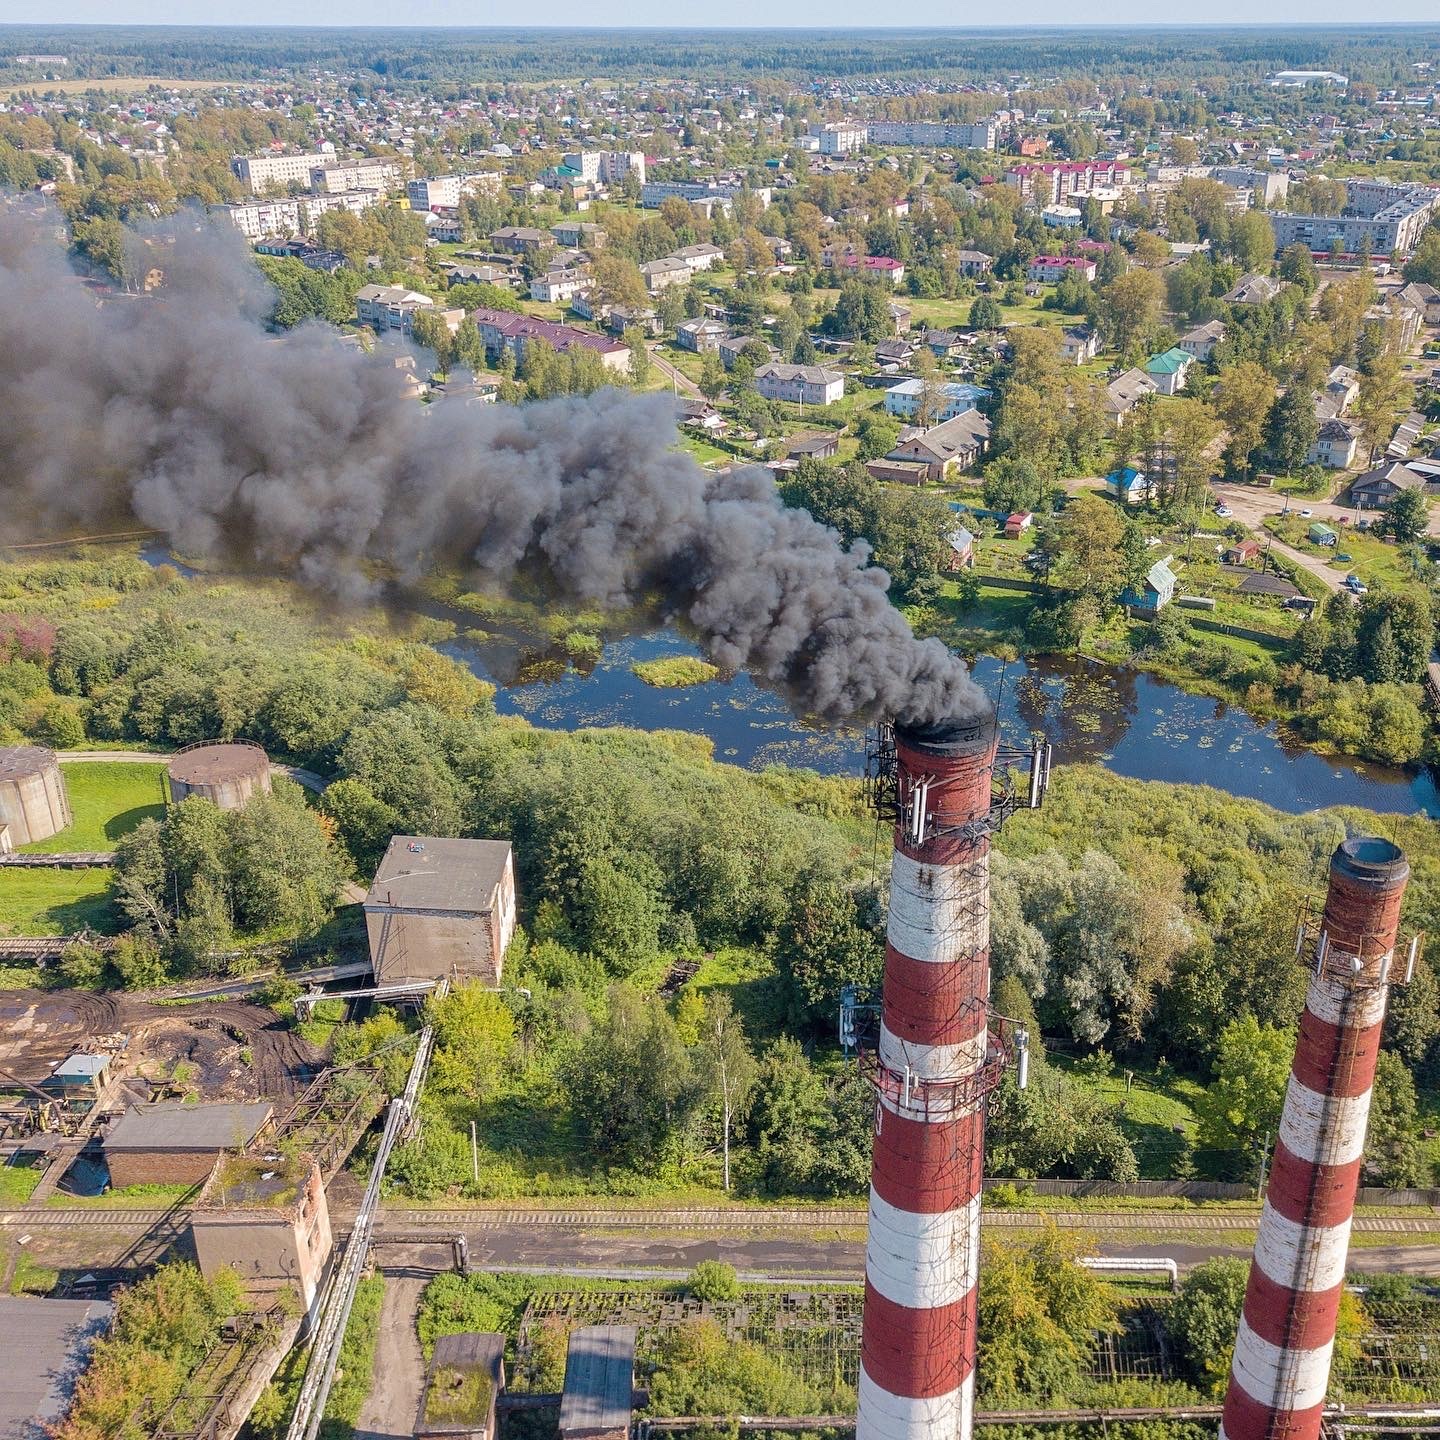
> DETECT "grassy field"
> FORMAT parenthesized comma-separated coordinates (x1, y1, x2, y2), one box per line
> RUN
(0, 867, 116, 936)
(676, 435, 733, 467)
(21, 761, 166, 853)
(1052, 1055, 1207, 1178)
(1266, 515, 1423, 592)
(633, 656, 721, 687)
(0, 1160, 43, 1206)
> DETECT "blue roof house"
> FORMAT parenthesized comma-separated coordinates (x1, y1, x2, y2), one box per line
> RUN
(1105, 466, 1152, 504)
(1122, 557, 1177, 614)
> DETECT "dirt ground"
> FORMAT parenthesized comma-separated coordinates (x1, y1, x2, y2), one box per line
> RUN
(0, 990, 325, 1103)
(355, 1274, 426, 1440)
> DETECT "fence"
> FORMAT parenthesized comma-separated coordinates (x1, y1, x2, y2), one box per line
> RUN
(981, 1176, 1440, 1206)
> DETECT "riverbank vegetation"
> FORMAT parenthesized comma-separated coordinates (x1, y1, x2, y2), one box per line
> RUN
(632, 656, 721, 688)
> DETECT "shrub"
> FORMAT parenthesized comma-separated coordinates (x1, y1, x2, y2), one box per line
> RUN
(688, 1260, 740, 1302)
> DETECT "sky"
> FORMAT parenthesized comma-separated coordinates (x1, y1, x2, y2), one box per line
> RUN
(23, 3, 1440, 25)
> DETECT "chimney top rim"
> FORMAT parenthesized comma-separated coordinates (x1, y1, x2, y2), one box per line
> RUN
(1333, 835, 1409, 887)
(894, 710, 997, 757)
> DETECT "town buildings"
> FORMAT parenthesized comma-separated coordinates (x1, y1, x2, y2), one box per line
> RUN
(754, 363, 845, 406)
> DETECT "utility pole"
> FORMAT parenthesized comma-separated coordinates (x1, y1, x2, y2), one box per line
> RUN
(1255, 1129, 1271, 1200)
(470, 1120, 479, 1185)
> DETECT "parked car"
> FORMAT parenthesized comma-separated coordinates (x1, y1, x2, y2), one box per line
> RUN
(1300, 508, 1313, 518)
(1344, 574, 1368, 594)
(1214, 504, 1233, 518)
(1335, 553, 1353, 563)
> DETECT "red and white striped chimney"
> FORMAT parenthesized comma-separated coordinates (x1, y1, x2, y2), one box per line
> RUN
(1221, 836, 1413, 1440)
(858, 716, 1002, 1440)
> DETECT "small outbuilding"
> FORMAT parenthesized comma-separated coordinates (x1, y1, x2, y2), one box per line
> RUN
(101, 1100, 274, 1190)
(1308, 521, 1339, 547)
(1122, 557, 1177, 615)
(559, 1325, 637, 1440)
(415, 1332, 506, 1440)
(1105, 467, 1152, 505)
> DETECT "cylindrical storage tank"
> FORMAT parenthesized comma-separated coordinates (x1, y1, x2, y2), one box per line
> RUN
(0, 745, 73, 846)
(166, 741, 272, 811)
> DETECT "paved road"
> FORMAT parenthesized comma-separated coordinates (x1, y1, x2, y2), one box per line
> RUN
(355, 1273, 426, 1440)
(648, 348, 702, 398)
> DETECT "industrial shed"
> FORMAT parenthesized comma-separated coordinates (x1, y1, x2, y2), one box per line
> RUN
(0, 1296, 112, 1440)
(415, 1332, 506, 1440)
(364, 837, 516, 986)
(559, 1325, 637, 1440)
(101, 1100, 274, 1189)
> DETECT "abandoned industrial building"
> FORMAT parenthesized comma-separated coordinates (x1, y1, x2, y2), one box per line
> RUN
(364, 835, 517, 986)
(100, 1100, 275, 1188)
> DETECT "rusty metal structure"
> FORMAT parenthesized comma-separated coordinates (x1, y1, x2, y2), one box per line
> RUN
(854, 714, 1048, 1440)
(1221, 837, 1420, 1440)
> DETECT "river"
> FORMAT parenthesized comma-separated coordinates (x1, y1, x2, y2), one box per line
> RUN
(442, 625, 1440, 818)
(137, 543, 1439, 817)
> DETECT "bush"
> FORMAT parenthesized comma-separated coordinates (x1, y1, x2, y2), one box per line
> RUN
(1166, 1257, 1248, 1394)
(688, 1260, 740, 1302)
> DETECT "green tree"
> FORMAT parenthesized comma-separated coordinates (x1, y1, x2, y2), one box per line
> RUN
(969, 293, 1003, 330)
(1213, 360, 1275, 479)
(1382, 485, 1429, 543)
(1194, 1015, 1292, 1175)
(1367, 1049, 1430, 1187)
(774, 878, 881, 1030)
(1166, 1257, 1248, 1394)
(1048, 494, 1130, 604)
(697, 992, 757, 1193)
(625, 326, 651, 387)
(698, 350, 726, 401)
(1266, 386, 1318, 475)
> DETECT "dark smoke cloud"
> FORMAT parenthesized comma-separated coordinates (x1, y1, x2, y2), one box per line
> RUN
(0, 208, 989, 727)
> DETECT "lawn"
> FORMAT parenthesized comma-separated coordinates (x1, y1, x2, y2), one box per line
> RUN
(1055, 1054, 1207, 1178)
(1265, 516, 1422, 591)
(0, 866, 116, 936)
(20, 761, 166, 853)
(0, 1160, 43, 1206)
(676, 436, 732, 467)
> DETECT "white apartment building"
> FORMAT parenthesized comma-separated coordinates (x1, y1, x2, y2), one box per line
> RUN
(529, 269, 590, 303)
(408, 176, 463, 211)
(355, 285, 463, 337)
(562, 151, 646, 185)
(312, 159, 402, 194)
(810, 123, 867, 155)
(866, 120, 996, 151)
(755, 363, 845, 406)
(218, 189, 380, 240)
(232, 147, 336, 192)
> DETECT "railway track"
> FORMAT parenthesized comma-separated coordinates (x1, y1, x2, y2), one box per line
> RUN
(3, 1206, 1437, 1233)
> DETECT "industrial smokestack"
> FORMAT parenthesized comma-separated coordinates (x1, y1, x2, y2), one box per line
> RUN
(858, 715, 1044, 1440)
(1221, 837, 1414, 1440)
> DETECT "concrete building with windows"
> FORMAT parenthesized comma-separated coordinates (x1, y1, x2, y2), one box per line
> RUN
(562, 151, 646, 186)
(218, 189, 380, 241)
(1267, 180, 1439, 257)
(883, 379, 990, 422)
(810, 123, 868, 155)
(231, 147, 336, 192)
(312, 159, 401, 194)
(754, 363, 845, 406)
(355, 286, 464, 338)
(409, 175, 463, 211)
(867, 119, 996, 150)
(365, 836, 517, 986)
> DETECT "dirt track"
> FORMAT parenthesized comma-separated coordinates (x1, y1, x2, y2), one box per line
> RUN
(0, 989, 324, 1100)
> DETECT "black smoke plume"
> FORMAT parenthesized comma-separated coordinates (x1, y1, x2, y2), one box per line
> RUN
(0, 209, 989, 727)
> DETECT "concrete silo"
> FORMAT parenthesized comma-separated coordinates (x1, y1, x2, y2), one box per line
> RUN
(166, 741, 272, 811)
(0, 745, 73, 848)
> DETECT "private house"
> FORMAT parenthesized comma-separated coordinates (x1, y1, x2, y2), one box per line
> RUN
(946, 526, 976, 570)
(1350, 461, 1426, 509)
(1144, 347, 1195, 396)
(1105, 368, 1158, 423)
(921, 329, 968, 359)
(888, 302, 913, 334)
(956, 249, 993, 277)
(1059, 326, 1100, 364)
(1308, 418, 1359, 470)
(1122, 556, 1177, 614)
(1396, 280, 1440, 326)
(1026, 255, 1097, 284)
(1105, 466, 1153, 504)
(1223, 273, 1282, 306)
(875, 338, 918, 366)
(883, 379, 990, 422)
(754, 363, 845, 406)
(1226, 539, 1263, 566)
(676, 399, 725, 432)
(675, 318, 729, 353)
(1004, 511, 1034, 538)
(883, 409, 992, 480)
(1178, 320, 1226, 362)
(365, 835, 518, 986)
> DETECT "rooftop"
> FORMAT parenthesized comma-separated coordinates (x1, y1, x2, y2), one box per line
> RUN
(103, 1100, 273, 1153)
(559, 1325, 636, 1439)
(0, 1297, 113, 1440)
(419, 1333, 505, 1435)
(366, 836, 512, 914)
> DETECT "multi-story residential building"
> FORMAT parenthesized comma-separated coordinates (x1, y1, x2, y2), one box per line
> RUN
(755, 362, 845, 406)
(490, 226, 551, 253)
(810, 123, 868, 155)
(217, 189, 380, 240)
(562, 151, 646, 185)
(1308, 418, 1359, 469)
(1005, 160, 1129, 205)
(312, 159, 402, 194)
(822, 251, 907, 287)
(675, 317, 729, 353)
(1267, 180, 1439, 256)
(408, 175, 463, 211)
(883, 379, 990, 422)
(551, 220, 607, 249)
(1211, 165, 1289, 205)
(865, 120, 996, 150)
(955, 249, 994, 278)
(1042, 204, 1084, 228)
(673, 243, 725, 272)
(355, 285, 464, 337)
(231, 148, 336, 192)
(470, 307, 630, 373)
(640, 257, 691, 292)
(529, 269, 590, 303)
(1026, 255, 1097, 283)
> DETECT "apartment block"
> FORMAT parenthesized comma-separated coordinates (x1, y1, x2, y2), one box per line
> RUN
(231, 148, 336, 192)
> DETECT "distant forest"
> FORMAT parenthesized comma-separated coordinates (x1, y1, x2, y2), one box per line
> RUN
(2, 25, 1440, 87)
